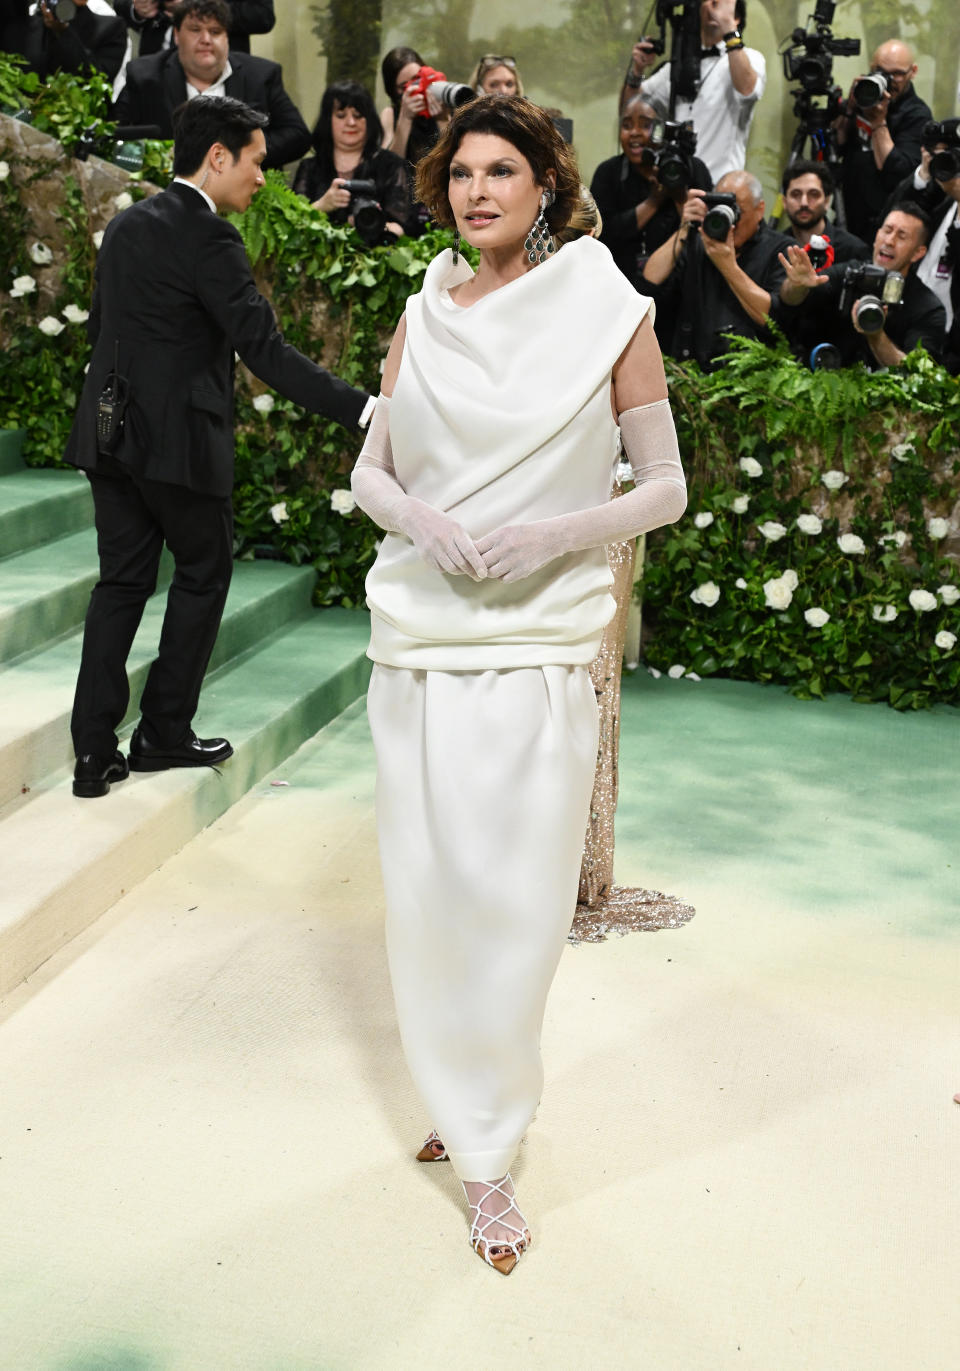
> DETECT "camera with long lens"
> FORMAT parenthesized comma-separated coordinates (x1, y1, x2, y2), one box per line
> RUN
(838, 261, 905, 332)
(645, 119, 697, 193)
(701, 191, 741, 241)
(406, 66, 476, 117)
(44, 0, 78, 19)
(923, 118, 960, 182)
(781, 0, 860, 98)
(852, 70, 890, 111)
(340, 179, 388, 247)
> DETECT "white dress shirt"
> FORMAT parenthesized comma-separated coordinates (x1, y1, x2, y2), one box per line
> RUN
(640, 48, 766, 183)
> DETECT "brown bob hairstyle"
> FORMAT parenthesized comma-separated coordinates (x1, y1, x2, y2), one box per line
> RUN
(415, 96, 581, 235)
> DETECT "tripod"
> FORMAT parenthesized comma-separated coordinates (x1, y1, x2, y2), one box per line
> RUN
(786, 86, 849, 227)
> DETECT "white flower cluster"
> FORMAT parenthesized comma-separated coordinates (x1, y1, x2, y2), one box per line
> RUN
(739, 456, 763, 479)
(939, 584, 960, 605)
(804, 607, 830, 628)
(878, 530, 908, 549)
(9, 273, 36, 298)
(693, 511, 714, 529)
(837, 532, 865, 555)
(927, 517, 951, 539)
(690, 580, 720, 607)
(796, 513, 822, 535)
(935, 631, 957, 651)
(758, 520, 787, 542)
(38, 316, 64, 336)
(872, 604, 897, 623)
(821, 470, 848, 490)
(269, 501, 289, 524)
(763, 568, 798, 610)
(252, 393, 275, 414)
(731, 494, 750, 514)
(908, 589, 937, 613)
(330, 489, 356, 515)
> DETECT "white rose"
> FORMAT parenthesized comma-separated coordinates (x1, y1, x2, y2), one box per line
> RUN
(646, 666, 662, 679)
(92, 230, 104, 250)
(935, 631, 957, 651)
(62, 303, 89, 324)
(0, 161, 9, 180)
(821, 470, 848, 490)
(837, 533, 866, 555)
(804, 607, 830, 628)
(731, 495, 750, 514)
(927, 517, 950, 539)
(782, 569, 799, 591)
(667, 664, 686, 679)
(114, 191, 134, 211)
(10, 273, 36, 296)
(690, 580, 720, 607)
(269, 501, 289, 524)
(252, 393, 275, 414)
(735, 577, 747, 589)
(938, 584, 960, 605)
(908, 589, 937, 613)
(763, 576, 793, 610)
(796, 513, 822, 535)
(758, 520, 787, 542)
(739, 456, 763, 479)
(330, 489, 356, 516)
(29, 241, 53, 266)
(879, 530, 908, 548)
(686, 672, 702, 681)
(871, 604, 897, 623)
(38, 316, 65, 336)
(890, 443, 914, 462)
(693, 511, 714, 529)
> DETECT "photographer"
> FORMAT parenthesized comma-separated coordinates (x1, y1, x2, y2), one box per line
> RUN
(293, 81, 416, 244)
(17, 0, 126, 83)
(641, 169, 791, 369)
(115, 1, 274, 57)
(835, 40, 931, 243)
(779, 160, 867, 264)
(777, 203, 945, 369)
(379, 45, 453, 167)
(590, 94, 712, 288)
(907, 128, 960, 375)
(624, 0, 765, 181)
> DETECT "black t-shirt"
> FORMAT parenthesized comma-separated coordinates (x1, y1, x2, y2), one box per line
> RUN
(841, 84, 932, 242)
(647, 221, 792, 370)
(590, 153, 713, 289)
(777, 261, 947, 368)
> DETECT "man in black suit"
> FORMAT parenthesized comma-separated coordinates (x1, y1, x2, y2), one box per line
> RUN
(12, 0, 126, 83)
(113, 0, 308, 170)
(67, 96, 371, 798)
(115, 0, 273, 56)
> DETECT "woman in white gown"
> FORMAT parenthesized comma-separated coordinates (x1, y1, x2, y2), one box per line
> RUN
(351, 96, 687, 1274)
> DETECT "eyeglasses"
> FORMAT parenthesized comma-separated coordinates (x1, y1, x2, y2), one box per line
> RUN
(477, 55, 517, 72)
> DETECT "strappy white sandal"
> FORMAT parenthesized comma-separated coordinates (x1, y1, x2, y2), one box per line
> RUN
(415, 1128, 448, 1162)
(462, 1173, 531, 1276)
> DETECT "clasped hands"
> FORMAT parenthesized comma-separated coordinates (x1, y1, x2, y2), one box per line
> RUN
(399, 499, 562, 583)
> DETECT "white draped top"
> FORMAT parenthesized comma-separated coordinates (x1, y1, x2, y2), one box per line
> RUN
(364, 236, 654, 669)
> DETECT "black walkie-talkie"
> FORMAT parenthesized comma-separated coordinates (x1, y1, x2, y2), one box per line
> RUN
(96, 340, 129, 456)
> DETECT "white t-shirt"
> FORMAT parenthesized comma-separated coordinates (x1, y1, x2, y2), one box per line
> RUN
(639, 48, 766, 183)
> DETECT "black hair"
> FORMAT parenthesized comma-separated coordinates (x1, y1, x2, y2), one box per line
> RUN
(886, 199, 933, 244)
(381, 45, 424, 112)
(311, 81, 382, 171)
(781, 159, 834, 197)
(171, 0, 231, 31)
(171, 96, 268, 175)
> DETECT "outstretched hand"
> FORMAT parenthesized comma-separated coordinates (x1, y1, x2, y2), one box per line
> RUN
(476, 520, 566, 582)
(778, 243, 830, 289)
(398, 499, 487, 580)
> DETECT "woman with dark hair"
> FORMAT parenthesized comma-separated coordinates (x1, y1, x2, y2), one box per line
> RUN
(379, 43, 451, 167)
(293, 80, 414, 241)
(351, 96, 687, 1273)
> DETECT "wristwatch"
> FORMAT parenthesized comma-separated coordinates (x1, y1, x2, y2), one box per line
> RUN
(722, 28, 745, 52)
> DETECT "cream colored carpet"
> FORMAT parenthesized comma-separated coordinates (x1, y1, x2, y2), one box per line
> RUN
(1, 681, 957, 1371)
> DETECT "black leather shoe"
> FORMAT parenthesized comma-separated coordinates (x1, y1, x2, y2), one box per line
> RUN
(73, 750, 129, 799)
(128, 726, 233, 771)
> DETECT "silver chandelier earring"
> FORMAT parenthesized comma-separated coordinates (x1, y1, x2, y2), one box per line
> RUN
(452, 226, 461, 265)
(524, 190, 556, 265)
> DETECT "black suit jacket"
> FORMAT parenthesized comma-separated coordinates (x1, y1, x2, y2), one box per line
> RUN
(114, 0, 274, 55)
(16, 7, 126, 82)
(65, 182, 369, 497)
(113, 49, 310, 170)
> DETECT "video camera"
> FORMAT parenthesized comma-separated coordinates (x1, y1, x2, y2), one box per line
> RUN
(923, 118, 960, 182)
(701, 192, 740, 241)
(405, 67, 475, 118)
(340, 179, 388, 247)
(838, 261, 905, 332)
(781, 0, 859, 97)
(644, 119, 697, 193)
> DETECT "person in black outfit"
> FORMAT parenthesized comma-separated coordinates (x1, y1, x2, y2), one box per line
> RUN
(777, 202, 946, 370)
(66, 97, 370, 798)
(642, 169, 791, 369)
(14, 0, 126, 84)
(113, 0, 309, 170)
(779, 160, 868, 264)
(834, 39, 931, 245)
(293, 80, 416, 242)
(115, 0, 273, 56)
(590, 94, 712, 289)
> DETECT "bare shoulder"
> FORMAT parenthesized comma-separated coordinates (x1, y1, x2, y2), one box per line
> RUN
(380, 313, 407, 396)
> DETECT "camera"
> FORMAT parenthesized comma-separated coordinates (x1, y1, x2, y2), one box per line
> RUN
(781, 1, 860, 98)
(406, 66, 476, 118)
(647, 119, 697, 193)
(809, 342, 843, 370)
(852, 70, 890, 111)
(340, 179, 387, 247)
(637, 33, 665, 57)
(701, 191, 740, 241)
(838, 261, 905, 332)
(44, 0, 78, 18)
(923, 118, 960, 182)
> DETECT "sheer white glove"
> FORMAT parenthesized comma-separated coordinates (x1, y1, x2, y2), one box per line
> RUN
(397, 499, 487, 580)
(476, 521, 567, 583)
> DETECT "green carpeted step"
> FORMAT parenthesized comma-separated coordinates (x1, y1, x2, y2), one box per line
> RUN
(0, 606, 372, 997)
(0, 429, 26, 476)
(0, 467, 94, 557)
(0, 558, 317, 810)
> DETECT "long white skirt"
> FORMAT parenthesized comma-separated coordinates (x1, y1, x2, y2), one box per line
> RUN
(367, 663, 599, 1182)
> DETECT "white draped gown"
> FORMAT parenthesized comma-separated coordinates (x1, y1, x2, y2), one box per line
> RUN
(364, 237, 653, 1181)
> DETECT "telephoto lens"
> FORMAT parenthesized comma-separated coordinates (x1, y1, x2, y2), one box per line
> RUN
(853, 71, 889, 110)
(426, 81, 476, 111)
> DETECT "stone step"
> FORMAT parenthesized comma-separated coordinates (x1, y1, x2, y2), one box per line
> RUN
(0, 558, 316, 812)
(0, 466, 94, 558)
(0, 428, 26, 475)
(0, 605, 372, 998)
